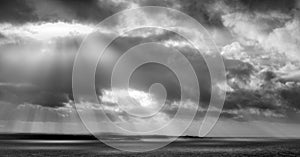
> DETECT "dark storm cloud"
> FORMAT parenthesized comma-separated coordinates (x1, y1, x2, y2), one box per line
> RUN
(1, 0, 298, 25)
(93, 26, 292, 123)
(0, 0, 177, 24)
(0, 35, 82, 108)
(176, 0, 225, 27)
(49, 0, 115, 23)
(64, 0, 220, 26)
(0, 46, 76, 95)
(95, 28, 211, 103)
(219, 59, 300, 121)
(160, 92, 287, 122)
(1, 0, 299, 124)
(225, 59, 254, 89)
(0, 83, 71, 108)
(0, 0, 122, 24)
(225, 59, 254, 78)
(236, 0, 298, 12)
(280, 86, 300, 111)
(219, 77, 300, 122)
(0, 0, 38, 24)
(146, 46, 300, 122)
(174, 0, 300, 28)
(224, 89, 279, 111)
(94, 27, 295, 123)
(225, 90, 290, 120)
(0, 33, 5, 38)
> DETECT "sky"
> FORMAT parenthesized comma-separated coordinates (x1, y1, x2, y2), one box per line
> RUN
(0, 0, 300, 137)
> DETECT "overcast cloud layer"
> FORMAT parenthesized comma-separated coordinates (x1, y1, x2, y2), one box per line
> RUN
(0, 0, 300, 136)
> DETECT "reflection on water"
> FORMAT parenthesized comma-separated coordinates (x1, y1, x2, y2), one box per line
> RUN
(0, 138, 300, 156)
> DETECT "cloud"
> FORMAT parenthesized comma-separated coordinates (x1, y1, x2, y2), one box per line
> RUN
(177, 0, 225, 27)
(100, 88, 164, 117)
(96, 87, 298, 123)
(263, 15, 300, 60)
(29, 0, 183, 24)
(215, 1, 300, 120)
(0, 22, 95, 41)
(0, 0, 38, 24)
(222, 84, 300, 122)
(235, 0, 298, 12)
(0, 100, 76, 122)
(0, 82, 71, 108)
(1, 0, 300, 129)
(51, 0, 127, 23)
(224, 59, 255, 89)
(221, 42, 246, 60)
(98, 88, 201, 122)
(16, 103, 73, 121)
(90, 21, 300, 124)
(220, 1, 300, 61)
(222, 11, 289, 45)
(276, 71, 300, 83)
(0, 0, 126, 24)
(94, 29, 215, 103)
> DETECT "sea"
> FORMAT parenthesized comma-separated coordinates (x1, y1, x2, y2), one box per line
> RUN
(0, 135, 299, 156)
